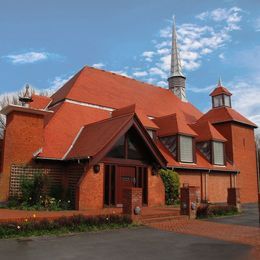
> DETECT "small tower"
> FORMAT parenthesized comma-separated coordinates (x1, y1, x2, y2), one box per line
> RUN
(168, 18, 187, 102)
(210, 78, 232, 108)
(19, 84, 33, 107)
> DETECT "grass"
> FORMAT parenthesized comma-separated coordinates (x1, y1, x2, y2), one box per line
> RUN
(0, 214, 135, 239)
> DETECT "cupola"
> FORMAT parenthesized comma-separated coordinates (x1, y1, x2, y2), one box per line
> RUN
(210, 78, 232, 108)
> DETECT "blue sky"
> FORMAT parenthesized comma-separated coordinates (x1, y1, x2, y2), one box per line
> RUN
(0, 0, 260, 127)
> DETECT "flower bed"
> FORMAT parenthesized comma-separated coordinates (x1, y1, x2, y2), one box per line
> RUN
(0, 214, 133, 239)
(196, 204, 239, 219)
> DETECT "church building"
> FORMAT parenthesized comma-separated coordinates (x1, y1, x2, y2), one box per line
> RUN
(0, 22, 258, 210)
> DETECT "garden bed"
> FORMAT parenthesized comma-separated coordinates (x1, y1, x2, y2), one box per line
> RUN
(0, 214, 133, 239)
(196, 204, 239, 219)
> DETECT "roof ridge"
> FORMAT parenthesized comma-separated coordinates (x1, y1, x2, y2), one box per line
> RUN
(84, 112, 134, 129)
(83, 65, 173, 92)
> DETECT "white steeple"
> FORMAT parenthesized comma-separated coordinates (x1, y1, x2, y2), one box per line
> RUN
(170, 17, 184, 78)
(168, 17, 187, 102)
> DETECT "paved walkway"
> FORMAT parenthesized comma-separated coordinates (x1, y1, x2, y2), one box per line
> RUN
(147, 219, 260, 258)
(207, 203, 259, 227)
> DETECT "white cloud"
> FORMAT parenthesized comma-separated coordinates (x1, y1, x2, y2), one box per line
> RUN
(133, 71, 148, 77)
(111, 70, 130, 77)
(149, 67, 167, 78)
(142, 51, 155, 62)
(254, 17, 260, 32)
(47, 74, 73, 93)
(219, 53, 225, 60)
(132, 7, 243, 85)
(4, 52, 49, 64)
(196, 7, 242, 31)
(92, 63, 105, 69)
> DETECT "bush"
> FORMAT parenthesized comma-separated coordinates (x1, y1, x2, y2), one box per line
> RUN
(20, 171, 48, 206)
(159, 169, 180, 205)
(196, 204, 238, 218)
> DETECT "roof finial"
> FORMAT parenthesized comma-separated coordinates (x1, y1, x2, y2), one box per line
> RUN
(217, 76, 222, 87)
(170, 16, 184, 77)
(19, 83, 33, 107)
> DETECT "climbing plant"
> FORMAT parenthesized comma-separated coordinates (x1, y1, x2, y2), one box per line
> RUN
(159, 169, 180, 205)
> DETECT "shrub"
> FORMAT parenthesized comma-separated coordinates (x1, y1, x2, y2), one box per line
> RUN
(0, 214, 133, 239)
(159, 169, 180, 205)
(196, 204, 238, 218)
(20, 171, 48, 206)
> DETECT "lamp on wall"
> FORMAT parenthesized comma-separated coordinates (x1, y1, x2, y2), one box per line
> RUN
(93, 164, 100, 174)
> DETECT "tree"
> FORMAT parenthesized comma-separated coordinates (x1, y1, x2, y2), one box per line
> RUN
(0, 86, 44, 139)
(0, 94, 20, 138)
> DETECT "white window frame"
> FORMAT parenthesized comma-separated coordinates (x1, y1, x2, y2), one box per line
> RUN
(179, 135, 194, 163)
(213, 141, 224, 165)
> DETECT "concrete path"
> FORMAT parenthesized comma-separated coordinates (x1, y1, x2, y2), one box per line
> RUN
(0, 227, 252, 260)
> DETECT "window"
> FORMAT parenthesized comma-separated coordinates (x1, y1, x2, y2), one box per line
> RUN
(147, 130, 155, 140)
(197, 142, 211, 161)
(160, 135, 177, 157)
(180, 135, 194, 163)
(224, 95, 231, 107)
(106, 128, 150, 162)
(213, 141, 224, 165)
(106, 136, 125, 158)
(213, 95, 223, 107)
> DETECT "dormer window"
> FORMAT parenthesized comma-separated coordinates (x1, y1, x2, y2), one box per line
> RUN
(179, 135, 193, 163)
(197, 141, 225, 165)
(213, 141, 224, 165)
(160, 135, 194, 163)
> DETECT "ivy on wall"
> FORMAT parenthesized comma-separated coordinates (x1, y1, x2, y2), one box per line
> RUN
(159, 169, 180, 205)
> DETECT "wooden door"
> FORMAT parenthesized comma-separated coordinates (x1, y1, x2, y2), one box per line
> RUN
(116, 166, 136, 206)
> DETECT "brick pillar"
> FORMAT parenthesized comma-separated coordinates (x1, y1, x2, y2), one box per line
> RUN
(227, 187, 241, 212)
(123, 187, 142, 222)
(180, 185, 200, 219)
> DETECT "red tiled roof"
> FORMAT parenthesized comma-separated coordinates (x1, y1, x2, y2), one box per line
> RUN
(190, 121, 227, 142)
(66, 114, 133, 159)
(153, 113, 197, 137)
(39, 102, 110, 159)
(30, 94, 52, 110)
(210, 86, 232, 96)
(199, 107, 257, 128)
(112, 104, 158, 130)
(50, 66, 202, 123)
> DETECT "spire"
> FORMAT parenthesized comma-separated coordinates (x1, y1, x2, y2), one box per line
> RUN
(168, 17, 187, 102)
(217, 76, 222, 87)
(170, 17, 184, 77)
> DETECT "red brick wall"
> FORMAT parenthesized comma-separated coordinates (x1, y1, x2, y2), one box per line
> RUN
(179, 172, 201, 188)
(215, 123, 258, 203)
(0, 139, 3, 172)
(77, 163, 104, 210)
(0, 111, 44, 201)
(148, 167, 165, 207)
(208, 173, 231, 203)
